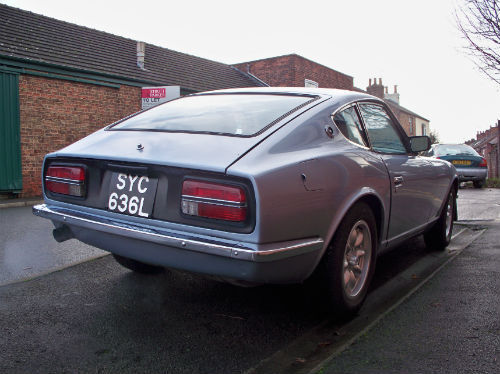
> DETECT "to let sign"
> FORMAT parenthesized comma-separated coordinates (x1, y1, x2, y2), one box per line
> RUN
(141, 86, 180, 110)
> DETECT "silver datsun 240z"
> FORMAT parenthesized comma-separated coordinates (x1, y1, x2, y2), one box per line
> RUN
(33, 87, 457, 317)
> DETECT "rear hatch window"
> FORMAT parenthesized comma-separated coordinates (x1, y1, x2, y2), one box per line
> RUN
(109, 93, 316, 136)
(433, 144, 482, 167)
(434, 144, 479, 157)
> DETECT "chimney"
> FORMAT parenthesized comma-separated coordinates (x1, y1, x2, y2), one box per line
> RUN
(369, 78, 372, 86)
(137, 41, 145, 70)
(366, 77, 384, 99)
(385, 86, 388, 94)
(384, 83, 400, 105)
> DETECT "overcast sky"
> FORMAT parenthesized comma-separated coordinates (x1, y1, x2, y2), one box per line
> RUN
(3, 0, 499, 143)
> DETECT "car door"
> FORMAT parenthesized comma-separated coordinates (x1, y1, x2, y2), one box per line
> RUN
(357, 103, 435, 244)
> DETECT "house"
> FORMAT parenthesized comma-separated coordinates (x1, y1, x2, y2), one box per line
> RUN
(0, 3, 261, 197)
(235, 56, 431, 138)
(366, 79, 430, 137)
(233, 54, 354, 90)
(466, 122, 499, 179)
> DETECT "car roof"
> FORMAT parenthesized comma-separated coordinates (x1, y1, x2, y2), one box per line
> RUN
(197, 86, 379, 103)
(434, 143, 472, 147)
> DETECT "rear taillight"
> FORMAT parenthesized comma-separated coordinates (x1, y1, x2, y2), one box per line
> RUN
(479, 158, 487, 167)
(45, 166, 86, 197)
(181, 179, 247, 222)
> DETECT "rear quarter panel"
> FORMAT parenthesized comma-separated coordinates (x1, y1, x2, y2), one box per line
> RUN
(227, 100, 391, 257)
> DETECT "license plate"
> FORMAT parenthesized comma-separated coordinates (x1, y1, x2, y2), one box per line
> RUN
(452, 160, 471, 166)
(108, 172, 158, 218)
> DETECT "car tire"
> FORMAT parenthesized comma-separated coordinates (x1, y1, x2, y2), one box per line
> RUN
(473, 180, 484, 189)
(112, 253, 164, 274)
(318, 202, 377, 319)
(424, 188, 456, 251)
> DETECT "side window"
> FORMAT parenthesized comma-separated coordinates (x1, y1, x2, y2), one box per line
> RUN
(332, 106, 367, 146)
(358, 104, 407, 154)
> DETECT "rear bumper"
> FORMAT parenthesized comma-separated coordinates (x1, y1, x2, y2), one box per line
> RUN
(32, 204, 324, 283)
(455, 167, 487, 182)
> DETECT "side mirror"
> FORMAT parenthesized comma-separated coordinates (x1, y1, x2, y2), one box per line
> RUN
(409, 136, 431, 153)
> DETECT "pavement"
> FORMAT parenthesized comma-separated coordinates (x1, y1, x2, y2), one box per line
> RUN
(0, 196, 43, 209)
(316, 220, 500, 374)
(0, 199, 107, 286)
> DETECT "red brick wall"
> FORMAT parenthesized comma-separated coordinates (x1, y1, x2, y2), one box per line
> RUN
(386, 101, 415, 136)
(234, 54, 353, 90)
(19, 75, 141, 197)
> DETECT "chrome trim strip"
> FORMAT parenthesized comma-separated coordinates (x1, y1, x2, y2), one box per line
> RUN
(181, 195, 246, 207)
(33, 204, 323, 262)
(45, 176, 83, 185)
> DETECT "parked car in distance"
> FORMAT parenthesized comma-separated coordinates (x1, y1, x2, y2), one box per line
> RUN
(33, 87, 458, 318)
(424, 143, 487, 188)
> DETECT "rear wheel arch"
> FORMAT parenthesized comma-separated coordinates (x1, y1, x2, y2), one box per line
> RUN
(311, 192, 385, 274)
(315, 200, 379, 317)
(356, 194, 384, 245)
(325, 193, 384, 250)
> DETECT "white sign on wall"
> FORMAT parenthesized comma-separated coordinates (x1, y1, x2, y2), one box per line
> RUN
(304, 79, 319, 88)
(141, 86, 180, 110)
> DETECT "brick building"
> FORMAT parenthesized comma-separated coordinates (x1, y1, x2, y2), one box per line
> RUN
(0, 4, 431, 198)
(466, 121, 499, 179)
(366, 79, 429, 137)
(0, 4, 260, 197)
(233, 54, 354, 90)
(235, 56, 430, 138)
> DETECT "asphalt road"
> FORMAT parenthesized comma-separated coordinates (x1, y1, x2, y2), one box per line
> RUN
(0, 188, 498, 373)
(0, 230, 432, 373)
(319, 221, 500, 374)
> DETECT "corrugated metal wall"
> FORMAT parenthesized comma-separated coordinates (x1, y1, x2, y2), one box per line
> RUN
(0, 70, 22, 192)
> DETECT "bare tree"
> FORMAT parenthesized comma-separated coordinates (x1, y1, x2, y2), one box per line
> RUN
(455, 0, 500, 84)
(428, 129, 440, 144)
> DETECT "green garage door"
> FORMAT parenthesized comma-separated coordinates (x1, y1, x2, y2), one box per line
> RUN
(0, 70, 22, 192)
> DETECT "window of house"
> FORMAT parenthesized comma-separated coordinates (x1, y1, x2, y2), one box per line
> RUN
(409, 117, 413, 135)
(421, 123, 427, 135)
(332, 106, 367, 146)
(359, 104, 407, 154)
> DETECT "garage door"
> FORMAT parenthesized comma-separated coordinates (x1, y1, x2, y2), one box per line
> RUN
(0, 70, 22, 192)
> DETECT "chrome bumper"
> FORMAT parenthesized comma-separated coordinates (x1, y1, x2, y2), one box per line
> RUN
(32, 204, 324, 263)
(455, 167, 487, 181)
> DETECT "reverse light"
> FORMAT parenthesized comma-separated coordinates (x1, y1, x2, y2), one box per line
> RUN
(45, 166, 86, 197)
(181, 180, 247, 222)
(479, 158, 487, 167)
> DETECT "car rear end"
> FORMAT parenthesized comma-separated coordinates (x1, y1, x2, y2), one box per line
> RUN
(433, 144, 487, 187)
(33, 90, 327, 284)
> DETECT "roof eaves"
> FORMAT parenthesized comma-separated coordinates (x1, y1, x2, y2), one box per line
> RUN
(386, 100, 430, 122)
(231, 66, 268, 87)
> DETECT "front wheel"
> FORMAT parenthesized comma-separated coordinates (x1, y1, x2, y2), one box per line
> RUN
(424, 188, 456, 251)
(112, 254, 164, 274)
(318, 202, 377, 318)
